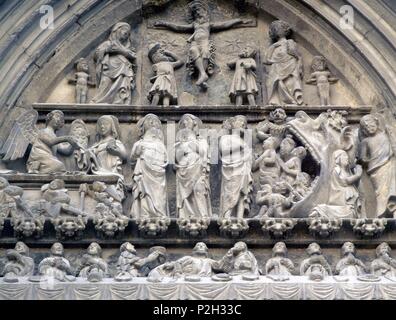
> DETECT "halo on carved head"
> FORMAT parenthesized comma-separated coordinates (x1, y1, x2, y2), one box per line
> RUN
(71, 119, 89, 136)
(96, 115, 121, 140)
(269, 20, 292, 42)
(148, 43, 161, 63)
(137, 113, 162, 138)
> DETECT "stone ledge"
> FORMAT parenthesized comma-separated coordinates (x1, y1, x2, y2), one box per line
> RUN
(0, 276, 392, 300)
(32, 103, 373, 123)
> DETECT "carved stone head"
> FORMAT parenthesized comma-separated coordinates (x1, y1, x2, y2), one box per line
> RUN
(75, 58, 89, 73)
(87, 242, 102, 256)
(137, 114, 163, 139)
(272, 242, 287, 257)
(269, 20, 292, 42)
(269, 108, 287, 124)
(0, 177, 9, 190)
(46, 110, 65, 130)
(120, 242, 136, 254)
(51, 242, 64, 257)
(360, 114, 379, 137)
(311, 56, 328, 72)
(188, 0, 209, 23)
(232, 241, 248, 255)
(306, 243, 321, 256)
(376, 242, 391, 258)
(192, 242, 209, 257)
(341, 241, 356, 256)
(49, 179, 65, 190)
(15, 241, 29, 256)
(96, 115, 120, 140)
(110, 22, 131, 44)
(279, 135, 296, 158)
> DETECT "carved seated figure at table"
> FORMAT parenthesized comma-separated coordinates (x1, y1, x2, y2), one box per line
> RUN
(219, 116, 253, 220)
(115, 243, 167, 281)
(38, 242, 74, 282)
(0, 110, 80, 174)
(3, 242, 34, 282)
(154, 0, 253, 89)
(87, 115, 127, 178)
(68, 58, 95, 104)
(91, 22, 136, 104)
(300, 243, 332, 281)
(147, 43, 183, 107)
(175, 114, 211, 223)
(306, 56, 338, 106)
(265, 242, 294, 277)
(42, 179, 86, 218)
(358, 114, 396, 218)
(213, 242, 259, 276)
(263, 20, 303, 105)
(78, 242, 108, 282)
(371, 242, 396, 278)
(82, 181, 125, 211)
(335, 242, 367, 276)
(131, 114, 169, 221)
(228, 47, 258, 106)
(311, 150, 362, 219)
(148, 242, 215, 280)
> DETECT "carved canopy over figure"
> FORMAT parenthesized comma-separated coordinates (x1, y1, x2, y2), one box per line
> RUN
(91, 22, 136, 104)
(358, 114, 396, 218)
(371, 243, 396, 277)
(219, 115, 253, 219)
(263, 20, 303, 105)
(38, 242, 73, 281)
(154, 0, 252, 89)
(3, 242, 34, 280)
(0, 110, 80, 174)
(335, 242, 366, 276)
(214, 242, 259, 276)
(130, 114, 169, 220)
(87, 115, 127, 178)
(175, 114, 211, 220)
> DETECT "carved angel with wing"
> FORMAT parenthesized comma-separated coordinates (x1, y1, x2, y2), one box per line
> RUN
(0, 110, 80, 174)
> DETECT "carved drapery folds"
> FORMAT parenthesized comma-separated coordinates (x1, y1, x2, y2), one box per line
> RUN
(0, 0, 395, 300)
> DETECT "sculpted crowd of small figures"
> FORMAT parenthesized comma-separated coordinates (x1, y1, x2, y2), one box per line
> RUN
(0, 108, 395, 229)
(2, 241, 396, 283)
(63, 2, 338, 106)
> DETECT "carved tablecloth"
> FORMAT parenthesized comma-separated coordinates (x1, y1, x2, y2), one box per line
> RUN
(0, 276, 395, 300)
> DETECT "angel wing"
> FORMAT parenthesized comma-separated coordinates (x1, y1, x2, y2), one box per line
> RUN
(0, 109, 39, 161)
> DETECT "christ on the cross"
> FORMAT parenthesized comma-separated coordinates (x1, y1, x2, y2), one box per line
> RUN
(154, 0, 253, 89)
